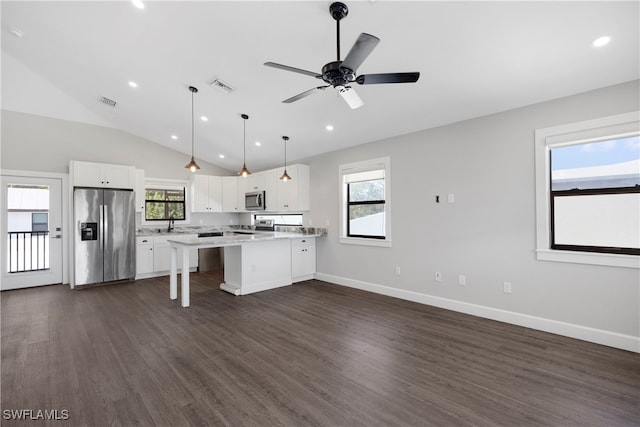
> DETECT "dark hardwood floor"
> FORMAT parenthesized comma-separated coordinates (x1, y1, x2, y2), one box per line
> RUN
(2, 272, 639, 426)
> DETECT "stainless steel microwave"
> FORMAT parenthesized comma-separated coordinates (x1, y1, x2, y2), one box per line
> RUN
(245, 191, 266, 211)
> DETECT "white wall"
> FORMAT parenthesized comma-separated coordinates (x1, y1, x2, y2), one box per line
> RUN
(307, 80, 640, 351)
(1, 110, 232, 179)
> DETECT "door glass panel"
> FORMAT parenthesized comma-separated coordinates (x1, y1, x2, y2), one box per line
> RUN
(6, 184, 50, 273)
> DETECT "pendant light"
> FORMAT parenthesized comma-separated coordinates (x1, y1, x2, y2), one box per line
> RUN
(239, 113, 251, 177)
(184, 86, 201, 172)
(280, 136, 292, 181)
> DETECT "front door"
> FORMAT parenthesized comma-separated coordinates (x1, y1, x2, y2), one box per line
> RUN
(1, 175, 63, 290)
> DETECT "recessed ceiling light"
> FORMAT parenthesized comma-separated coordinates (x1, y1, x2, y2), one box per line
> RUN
(255, 142, 262, 146)
(128, 81, 138, 88)
(8, 27, 24, 38)
(326, 125, 334, 131)
(132, 0, 145, 10)
(219, 154, 225, 159)
(171, 135, 178, 140)
(592, 36, 611, 47)
(200, 116, 208, 122)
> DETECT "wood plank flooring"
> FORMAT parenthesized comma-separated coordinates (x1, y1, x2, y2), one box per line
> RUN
(2, 272, 639, 426)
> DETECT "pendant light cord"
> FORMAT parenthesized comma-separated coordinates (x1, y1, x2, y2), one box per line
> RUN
(191, 90, 195, 157)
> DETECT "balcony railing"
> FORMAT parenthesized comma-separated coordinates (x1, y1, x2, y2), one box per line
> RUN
(7, 231, 49, 273)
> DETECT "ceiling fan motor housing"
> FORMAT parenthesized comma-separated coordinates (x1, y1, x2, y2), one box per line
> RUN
(322, 61, 355, 86)
(330, 2, 348, 21)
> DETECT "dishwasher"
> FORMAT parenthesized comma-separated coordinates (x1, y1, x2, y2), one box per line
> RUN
(197, 232, 224, 271)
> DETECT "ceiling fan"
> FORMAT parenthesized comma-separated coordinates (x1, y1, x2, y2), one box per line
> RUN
(264, 1, 420, 109)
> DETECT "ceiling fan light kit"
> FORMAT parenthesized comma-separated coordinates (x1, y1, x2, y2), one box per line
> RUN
(264, 1, 420, 109)
(184, 86, 201, 172)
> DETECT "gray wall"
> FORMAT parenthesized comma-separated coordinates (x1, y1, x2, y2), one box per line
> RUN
(1, 110, 232, 179)
(1, 110, 242, 230)
(1, 80, 638, 349)
(307, 80, 639, 346)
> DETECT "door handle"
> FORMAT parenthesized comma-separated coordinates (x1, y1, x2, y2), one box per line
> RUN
(52, 235, 62, 239)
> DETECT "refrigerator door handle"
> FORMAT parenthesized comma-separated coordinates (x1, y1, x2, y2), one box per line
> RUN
(99, 205, 104, 250)
(103, 205, 108, 250)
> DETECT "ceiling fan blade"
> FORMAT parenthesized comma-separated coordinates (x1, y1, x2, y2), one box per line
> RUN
(341, 33, 380, 73)
(337, 86, 364, 110)
(356, 72, 420, 85)
(283, 86, 329, 103)
(264, 62, 321, 78)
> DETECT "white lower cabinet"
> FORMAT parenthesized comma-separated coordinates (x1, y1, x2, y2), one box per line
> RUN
(136, 237, 154, 275)
(291, 237, 316, 282)
(136, 234, 198, 278)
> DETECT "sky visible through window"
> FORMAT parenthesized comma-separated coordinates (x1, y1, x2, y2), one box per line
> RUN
(551, 136, 639, 170)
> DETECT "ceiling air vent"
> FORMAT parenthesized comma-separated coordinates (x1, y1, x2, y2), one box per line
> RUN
(208, 77, 235, 94)
(99, 96, 117, 108)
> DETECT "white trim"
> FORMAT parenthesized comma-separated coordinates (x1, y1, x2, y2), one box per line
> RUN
(339, 237, 392, 247)
(536, 249, 640, 268)
(315, 272, 640, 353)
(338, 157, 392, 247)
(1, 169, 70, 286)
(140, 177, 191, 226)
(534, 111, 640, 269)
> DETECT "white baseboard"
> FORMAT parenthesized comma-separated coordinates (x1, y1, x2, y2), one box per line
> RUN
(315, 272, 639, 353)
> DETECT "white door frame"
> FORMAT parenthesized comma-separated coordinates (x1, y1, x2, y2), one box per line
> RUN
(1, 169, 69, 288)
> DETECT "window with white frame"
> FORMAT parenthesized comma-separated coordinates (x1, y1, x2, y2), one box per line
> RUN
(254, 214, 303, 226)
(535, 111, 640, 268)
(339, 157, 391, 247)
(142, 179, 190, 225)
(145, 187, 186, 221)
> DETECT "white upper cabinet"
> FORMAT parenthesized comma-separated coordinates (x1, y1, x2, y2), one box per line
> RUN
(70, 160, 135, 189)
(135, 169, 145, 213)
(263, 169, 279, 211)
(276, 164, 310, 211)
(190, 175, 222, 213)
(245, 171, 265, 192)
(222, 176, 240, 212)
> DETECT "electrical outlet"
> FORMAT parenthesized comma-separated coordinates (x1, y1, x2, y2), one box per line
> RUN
(458, 275, 466, 286)
(395, 266, 401, 276)
(503, 282, 512, 294)
(435, 272, 442, 282)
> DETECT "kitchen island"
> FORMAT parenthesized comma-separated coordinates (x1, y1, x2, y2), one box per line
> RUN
(167, 232, 321, 307)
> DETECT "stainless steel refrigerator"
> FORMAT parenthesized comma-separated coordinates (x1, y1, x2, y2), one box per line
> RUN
(74, 188, 136, 286)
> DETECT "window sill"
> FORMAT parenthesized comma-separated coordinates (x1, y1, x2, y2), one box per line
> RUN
(536, 249, 639, 269)
(340, 237, 392, 248)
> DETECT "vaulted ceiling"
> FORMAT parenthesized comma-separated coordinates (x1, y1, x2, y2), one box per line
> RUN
(2, 1, 638, 171)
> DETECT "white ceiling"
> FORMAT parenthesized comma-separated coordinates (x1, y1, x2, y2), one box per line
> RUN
(2, 1, 638, 172)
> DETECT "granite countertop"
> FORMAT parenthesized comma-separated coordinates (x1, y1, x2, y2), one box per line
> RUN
(137, 225, 327, 237)
(166, 231, 324, 247)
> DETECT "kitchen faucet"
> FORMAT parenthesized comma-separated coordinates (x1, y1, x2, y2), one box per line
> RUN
(167, 215, 175, 232)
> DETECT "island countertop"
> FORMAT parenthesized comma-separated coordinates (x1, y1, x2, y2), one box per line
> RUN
(166, 231, 323, 247)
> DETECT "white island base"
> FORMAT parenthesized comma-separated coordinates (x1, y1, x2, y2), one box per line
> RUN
(169, 233, 313, 307)
(219, 239, 292, 296)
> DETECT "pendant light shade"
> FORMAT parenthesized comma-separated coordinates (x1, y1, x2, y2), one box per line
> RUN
(239, 113, 251, 177)
(280, 136, 292, 181)
(184, 86, 201, 172)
